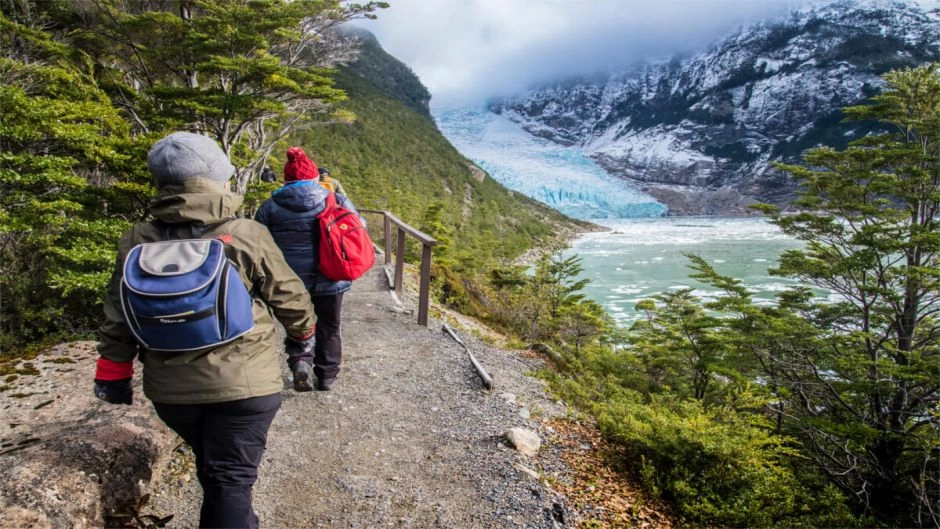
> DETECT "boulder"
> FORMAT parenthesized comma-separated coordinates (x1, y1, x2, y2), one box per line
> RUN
(0, 342, 178, 529)
(505, 427, 541, 457)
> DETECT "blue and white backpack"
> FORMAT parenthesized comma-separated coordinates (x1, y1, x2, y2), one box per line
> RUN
(120, 232, 255, 352)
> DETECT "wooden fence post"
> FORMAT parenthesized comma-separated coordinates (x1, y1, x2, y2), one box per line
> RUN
(360, 209, 437, 326)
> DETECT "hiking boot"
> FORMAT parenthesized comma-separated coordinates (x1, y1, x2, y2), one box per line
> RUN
(316, 377, 336, 391)
(292, 361, 314, 392)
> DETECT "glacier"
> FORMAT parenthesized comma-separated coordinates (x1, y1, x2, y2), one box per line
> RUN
(433, 106, 667, 219)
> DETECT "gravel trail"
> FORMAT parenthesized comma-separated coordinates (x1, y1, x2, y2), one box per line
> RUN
(150, 265, 575, 528)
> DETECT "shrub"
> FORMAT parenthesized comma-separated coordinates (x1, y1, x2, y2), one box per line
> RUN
(547, 373, 860, 528)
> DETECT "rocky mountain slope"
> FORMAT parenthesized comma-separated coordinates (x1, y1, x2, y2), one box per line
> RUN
(491, 0, 940, 215)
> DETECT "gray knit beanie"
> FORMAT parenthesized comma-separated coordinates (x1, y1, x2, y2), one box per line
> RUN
(147, 132, 236, 187)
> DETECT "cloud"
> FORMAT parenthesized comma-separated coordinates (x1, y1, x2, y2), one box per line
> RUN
(353, 0, 804, 108)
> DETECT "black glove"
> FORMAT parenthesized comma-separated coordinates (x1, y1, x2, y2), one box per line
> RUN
(94, 378, 133, 405)
(284, 334, 316, 357)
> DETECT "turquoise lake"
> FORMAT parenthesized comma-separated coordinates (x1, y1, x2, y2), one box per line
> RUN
(564, 217, 805, 327)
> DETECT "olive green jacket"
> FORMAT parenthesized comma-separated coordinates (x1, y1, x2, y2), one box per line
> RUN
(97, 179, 316, 404)
(318, 174, 347, 196)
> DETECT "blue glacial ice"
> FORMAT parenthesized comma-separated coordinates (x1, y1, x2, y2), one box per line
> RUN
(433, 106, 667, 219)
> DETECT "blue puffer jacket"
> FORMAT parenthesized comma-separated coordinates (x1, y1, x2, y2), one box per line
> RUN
(254, 180, 362, 296)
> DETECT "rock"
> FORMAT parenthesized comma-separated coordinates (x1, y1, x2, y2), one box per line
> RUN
(512, 462, 540, 480)
(641, 183, 759, 216)
(529, 343, 563, 364)
(0, 342, 178, 529)
(504, 428, 541, 457)
(466, 162, 486, 183)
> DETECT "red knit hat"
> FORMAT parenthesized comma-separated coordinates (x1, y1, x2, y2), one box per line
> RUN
(284, 146, 318, 182)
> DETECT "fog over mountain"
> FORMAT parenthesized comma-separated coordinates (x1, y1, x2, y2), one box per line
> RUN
(487, 0, 940, 214)
(357, 0, 808, 107)
(361, 0, 940, 108)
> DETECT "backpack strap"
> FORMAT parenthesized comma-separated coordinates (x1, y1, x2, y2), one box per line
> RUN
(312, 192, 337, 273)
(193, 216, 237, 238)
(318, 175, 335, 193)
(313, 191, 337, 219)
(152, 216, 237, 240)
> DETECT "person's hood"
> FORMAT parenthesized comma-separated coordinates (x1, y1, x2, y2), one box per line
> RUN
(149, 178, 244, 225)
(272, 180, 330, 214)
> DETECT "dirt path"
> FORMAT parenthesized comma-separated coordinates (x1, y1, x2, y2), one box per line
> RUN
(151, 265, 575, 528)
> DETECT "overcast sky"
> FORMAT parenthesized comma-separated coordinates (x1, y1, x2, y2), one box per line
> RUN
(354, 0, 811, 108)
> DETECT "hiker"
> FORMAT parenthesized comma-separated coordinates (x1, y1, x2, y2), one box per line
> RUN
(260, 165, 277, 183)
(93, 131, 317, 529)
(317, 166, 348, 196)
(255, 146, 363, 392)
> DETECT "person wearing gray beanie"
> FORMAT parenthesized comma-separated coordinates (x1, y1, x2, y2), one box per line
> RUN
(97, 130, 317, 528)
(147, 131, 236, 187)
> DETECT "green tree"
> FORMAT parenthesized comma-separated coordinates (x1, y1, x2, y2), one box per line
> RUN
(64, 0, 387, 189)
(419, 201, 454, 266)
(629, 289, 725, 402)
(533, 252, 589, 321)
(752, 63, 940, 526)
(482, 251, 599, 343)
(556, 298, 611, 352)
(0, 11, 151, 351)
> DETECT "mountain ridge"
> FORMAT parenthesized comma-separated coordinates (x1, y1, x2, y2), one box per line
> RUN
(490, 0, 940, 215)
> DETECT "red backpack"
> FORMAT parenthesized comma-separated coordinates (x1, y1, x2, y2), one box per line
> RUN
(316, 192, 375, 281)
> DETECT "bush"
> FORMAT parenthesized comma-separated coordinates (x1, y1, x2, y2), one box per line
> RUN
(547, 373, 860, 528)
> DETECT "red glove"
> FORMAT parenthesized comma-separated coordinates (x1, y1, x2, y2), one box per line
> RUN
(293, 326, 316, 340)
(94, 357, 134, 405)
(95, 357, 134, 380)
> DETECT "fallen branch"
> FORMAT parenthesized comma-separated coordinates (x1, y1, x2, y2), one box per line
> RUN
(442, 323, 493, 390)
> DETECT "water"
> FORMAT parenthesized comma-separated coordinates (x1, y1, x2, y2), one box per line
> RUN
(566, 218, 805, 327)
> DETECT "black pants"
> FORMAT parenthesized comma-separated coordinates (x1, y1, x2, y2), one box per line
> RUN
(313, 292, 344, 380)
(288, 292, 344, 380)
(153, 393, 282, 529)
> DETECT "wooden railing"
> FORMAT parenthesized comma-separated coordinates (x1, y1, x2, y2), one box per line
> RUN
(359, 209, 437, 326)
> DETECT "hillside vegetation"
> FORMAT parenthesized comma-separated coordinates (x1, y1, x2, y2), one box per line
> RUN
(290, 30, 588, 277)
(0, 2, 585, 354)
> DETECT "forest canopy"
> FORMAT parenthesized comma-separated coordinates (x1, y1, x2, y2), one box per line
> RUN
(0, 0, 387, 351)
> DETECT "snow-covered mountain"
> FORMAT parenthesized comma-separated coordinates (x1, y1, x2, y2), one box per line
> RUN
(490, 0, 940, 215)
